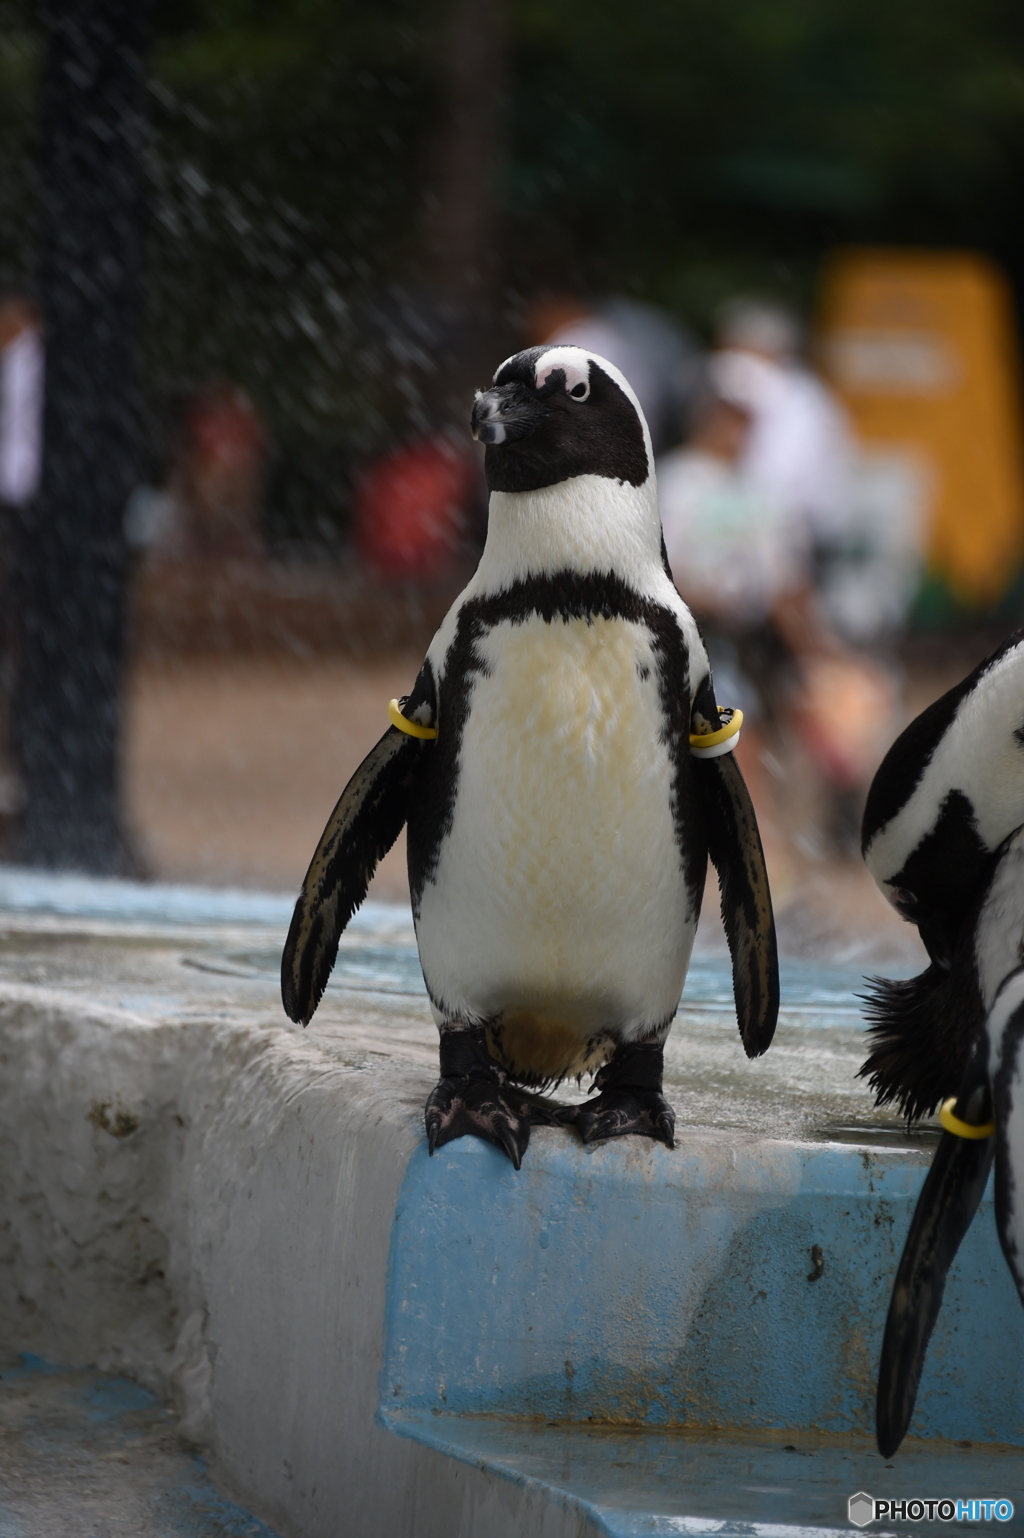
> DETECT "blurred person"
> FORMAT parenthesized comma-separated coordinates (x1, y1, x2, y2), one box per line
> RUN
(0, 290, 44, 827)
(175, 382, 267, 562)
(659, 364, 808, 870)
(660, 352, 814, 718)
(714, 297, 855, 548)
(660, 353, 896, 858)
(714, 295, 925, 647)
(660, 362, 806, 643)
(128, 382, 268, 564)
(530, 292, 700, 454)
(0, 291, 43, 512)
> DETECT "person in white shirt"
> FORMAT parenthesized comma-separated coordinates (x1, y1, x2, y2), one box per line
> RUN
(0, 291, 44, 827)
(0, 291, 44, 511)
(713, 297, 855, 548)
(659, 361, 808, 636)
(659, 347, 897, 859)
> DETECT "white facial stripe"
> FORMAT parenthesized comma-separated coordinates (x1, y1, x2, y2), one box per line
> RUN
(536, 353, 590, 398)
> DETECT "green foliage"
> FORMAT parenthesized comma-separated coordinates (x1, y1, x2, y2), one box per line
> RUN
(3, 0, 1024, 541)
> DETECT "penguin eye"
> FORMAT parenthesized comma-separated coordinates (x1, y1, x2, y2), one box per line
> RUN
(568, 380, 589, 401)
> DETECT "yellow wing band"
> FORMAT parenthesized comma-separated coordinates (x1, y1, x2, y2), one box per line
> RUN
(388, 698, 438, 740)
(690, 707, 743, 759)
(939, 1098, 995, 1140)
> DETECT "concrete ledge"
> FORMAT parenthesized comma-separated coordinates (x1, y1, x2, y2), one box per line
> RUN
(0, 884, 593, 1536)
(0, 874, 1021, 1538)
(383, 1135, 1024, 1443)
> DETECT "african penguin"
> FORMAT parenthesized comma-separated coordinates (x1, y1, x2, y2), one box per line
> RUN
(857, 635, 1024, 1453)
(860, 629, 1024, 1119)
(282, 344, 779, 1167)
(874, 827, 1024, 1456)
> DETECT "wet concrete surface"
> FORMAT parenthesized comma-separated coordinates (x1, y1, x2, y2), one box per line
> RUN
(0, 868, 927, 1147)
(0, 1353, 280, 1538)
(393, 1413, 1021, 1537)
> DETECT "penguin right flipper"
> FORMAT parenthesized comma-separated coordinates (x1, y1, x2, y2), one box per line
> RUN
(993, 973, 1024, 1305)
(875, 1039, 995, 1458)
(691, 683, 779, 1058)
(281, 677, 436, 1026)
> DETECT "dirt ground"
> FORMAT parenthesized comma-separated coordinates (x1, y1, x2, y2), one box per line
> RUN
(124, 656, 420, 901)
(122, 651, 948, 965)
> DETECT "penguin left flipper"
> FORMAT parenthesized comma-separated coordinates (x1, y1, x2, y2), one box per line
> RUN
(281, 683, 435, 1026)
(875, 1036, 995, 1458)
(691, 685, 779, 1058)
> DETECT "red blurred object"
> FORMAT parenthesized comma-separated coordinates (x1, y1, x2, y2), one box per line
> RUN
(794, 654, 897, 791)
(354, 438, 475, 580)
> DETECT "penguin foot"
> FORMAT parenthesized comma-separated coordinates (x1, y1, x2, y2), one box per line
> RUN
(425, 1025, 556, 1169)
(558, 1086, 675, 1148)
(425, 1075, 546, 1168)
(557, 1039, 675, 1149)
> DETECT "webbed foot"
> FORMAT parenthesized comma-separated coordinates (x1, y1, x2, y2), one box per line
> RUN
(425, 1025, 555, 1169)
(558, 1040, 675, 1149)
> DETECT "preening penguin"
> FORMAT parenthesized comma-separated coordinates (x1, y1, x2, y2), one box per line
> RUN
(282, 344, 779, 1167)
(858, 634, 1024, 1454)
(860, 630, 1024, 1118)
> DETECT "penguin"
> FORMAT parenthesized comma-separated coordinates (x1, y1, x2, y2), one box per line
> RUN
(857, 635, 1024, 1454)
(281, 344, 779, 1168)
(860, 629, 1024, 1119)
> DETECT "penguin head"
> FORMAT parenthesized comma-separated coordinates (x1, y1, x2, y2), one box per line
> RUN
(471, 346, 651, 494)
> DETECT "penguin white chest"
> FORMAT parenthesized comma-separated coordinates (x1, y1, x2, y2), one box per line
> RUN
(415, 612, 695, 1052)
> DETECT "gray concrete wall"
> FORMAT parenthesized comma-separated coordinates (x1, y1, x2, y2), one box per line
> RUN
(0, 982, 593, 1538)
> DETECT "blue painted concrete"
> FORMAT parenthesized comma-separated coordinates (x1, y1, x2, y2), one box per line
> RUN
(381, 1133, 1024, 1445)
(0, 1354, 282, 1537)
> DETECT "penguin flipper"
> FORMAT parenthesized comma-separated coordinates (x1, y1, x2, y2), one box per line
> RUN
(993, 976, 1024, 1305)
(691, 687, 779, 1057)
(876, 1125, 994, 1457)
(281, 724, 424, 1025)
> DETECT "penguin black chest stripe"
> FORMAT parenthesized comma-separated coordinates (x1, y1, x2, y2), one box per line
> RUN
(406, 568, 703, 915)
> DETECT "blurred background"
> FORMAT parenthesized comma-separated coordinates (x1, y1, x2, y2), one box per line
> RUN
(3, 0, 1024, 957)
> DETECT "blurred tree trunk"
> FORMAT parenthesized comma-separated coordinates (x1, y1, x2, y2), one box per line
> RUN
(421, 0, 508, 414)
(11, 0, 150, 872)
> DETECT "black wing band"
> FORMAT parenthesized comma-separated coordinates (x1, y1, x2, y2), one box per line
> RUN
(281, 725, 422, 1025)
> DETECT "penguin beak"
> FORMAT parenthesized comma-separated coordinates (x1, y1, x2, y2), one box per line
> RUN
(471, 385, 545, 446)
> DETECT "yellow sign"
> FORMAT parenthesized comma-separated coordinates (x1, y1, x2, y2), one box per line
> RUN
(817, 249, 1024, 607)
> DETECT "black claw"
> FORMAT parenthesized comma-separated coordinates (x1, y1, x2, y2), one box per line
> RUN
(497, 1122, 524, 1170)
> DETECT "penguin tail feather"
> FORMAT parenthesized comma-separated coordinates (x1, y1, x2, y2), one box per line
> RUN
(858, 963, 980, 1123)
